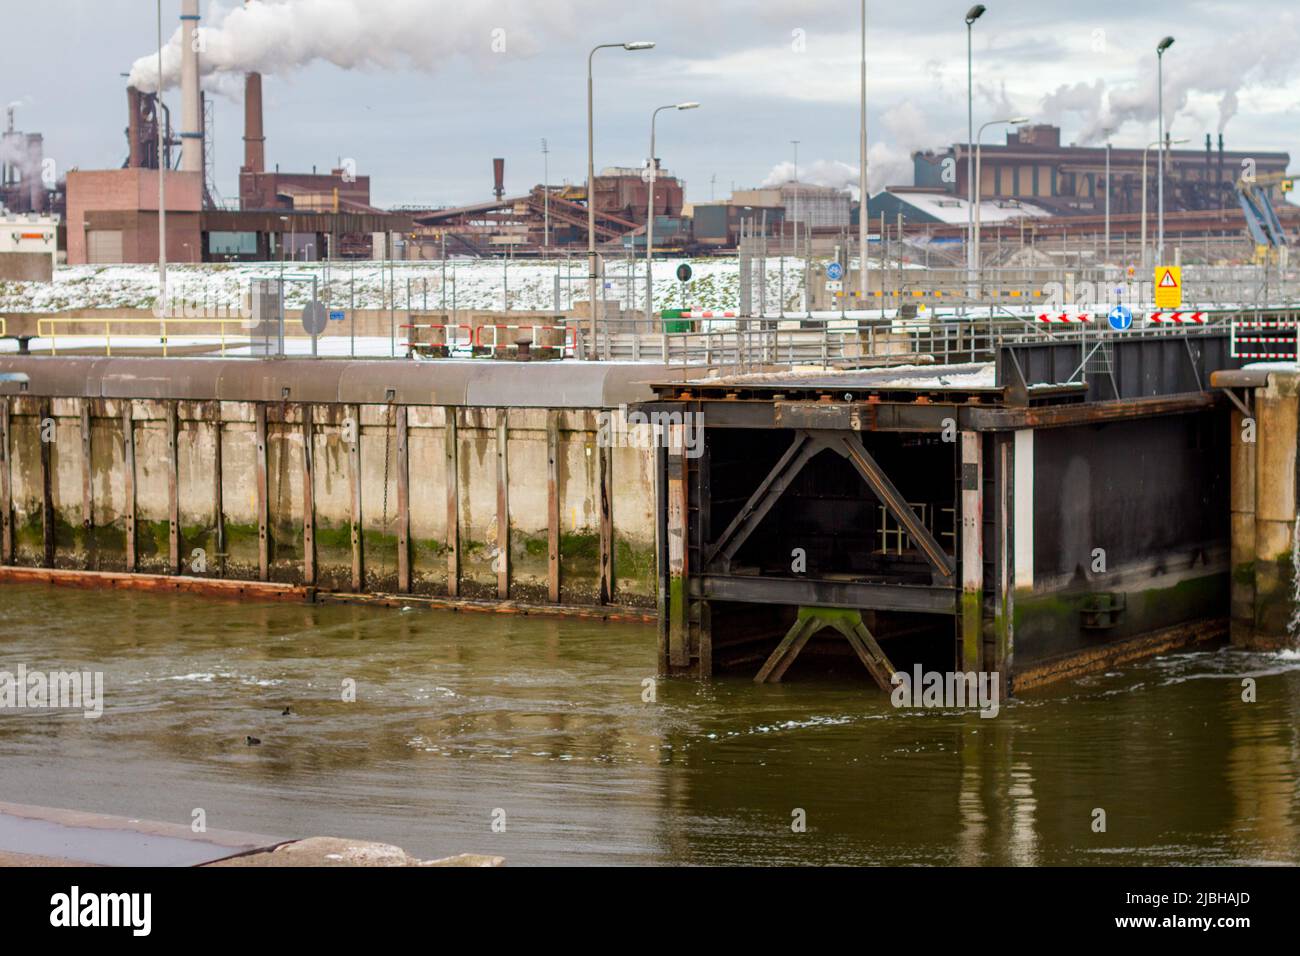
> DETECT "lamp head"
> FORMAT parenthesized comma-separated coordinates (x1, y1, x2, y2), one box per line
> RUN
(966, 5, 987, 25)
(1157, 36, 1174, 54)
(677, 102, 701, 110)
(623, 41, 655, 51)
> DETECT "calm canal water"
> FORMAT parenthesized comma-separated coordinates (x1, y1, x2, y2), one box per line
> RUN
(1, 583, 1298, 866)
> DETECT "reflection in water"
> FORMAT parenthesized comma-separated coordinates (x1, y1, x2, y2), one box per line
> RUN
(0, 584, 1297, 865)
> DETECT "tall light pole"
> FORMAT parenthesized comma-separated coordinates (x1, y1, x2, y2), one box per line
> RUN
(859, 0, 869, 303)
(587, 40, 655, 360)
(1141, 136, 1187, 270)
(646, 102, 699, 322)
(974, 116, 1028, 288)
(790, 140, 800, 238)
(541, 138, 550, 250)
(1156, 36, 1175, 265)
(1103, 129, 1114, 262)
(156, 0, 167, 320)
(965, 5, 987, 284)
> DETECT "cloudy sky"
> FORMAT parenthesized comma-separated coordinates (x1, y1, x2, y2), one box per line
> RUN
(6, 0, 1299, 207)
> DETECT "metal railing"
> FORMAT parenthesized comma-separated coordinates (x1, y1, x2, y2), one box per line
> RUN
(35, 317, 251, 357)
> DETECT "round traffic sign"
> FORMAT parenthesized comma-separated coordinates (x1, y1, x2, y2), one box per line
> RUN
(1107, 304, 1133, 331)
(300, 300, 328, 336)
(826, 262, 845, 281)
(676, 263, 693, 282)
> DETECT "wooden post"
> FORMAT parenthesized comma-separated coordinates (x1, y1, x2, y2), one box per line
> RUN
(123, 402, 137, 573)
(495, 408, 510, 599)
(960, 431, 983, 672)
(301, 403, 316, 587)
(349, 404, 364, 592)
(213, 412, 225, 578)
(444, 407, 459, 597)
(255, 403, 269, 582)
(0, 398, 10, 565)
(396, 405, 411, 593)
(80, 399, 94, 570)
(598, 440, 613, 604)
(546, 411, 561, 603)
(167, 401, 180, 574)
(39, 399, 54, 569)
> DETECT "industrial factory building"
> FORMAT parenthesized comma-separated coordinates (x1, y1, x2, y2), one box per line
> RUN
(61, 0, 407, 266)
(914, 123, 1292, 219)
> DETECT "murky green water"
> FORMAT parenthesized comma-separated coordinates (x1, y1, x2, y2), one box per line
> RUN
(1, 583, 1298, 865)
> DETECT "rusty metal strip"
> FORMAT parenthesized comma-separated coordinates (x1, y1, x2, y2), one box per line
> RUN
(0, 398, 10, 565)
(666, 427, 688, 668)
(960, 431, 983, 671)
(349, 403, 363, 592)
(0, 565, 310, 603)
(213, 413, 225, 578)
(80, 400, 93, 570)
(255, 403, 269, 582)
(167, 401, 180, 574)
(496, 409, 509, 600)
(301, 404, 316, 587)
(40, 399, 54, 568)
(598, 440, 613, 604)
(546, 410, 560, 604)
(841, 434, 955, 580)
(122, 402, 137, 573)
(396, 405, 411, 593)
(444, 407, 459, 598)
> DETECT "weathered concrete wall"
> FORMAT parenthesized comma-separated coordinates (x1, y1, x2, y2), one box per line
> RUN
(0, 360, 666, 610)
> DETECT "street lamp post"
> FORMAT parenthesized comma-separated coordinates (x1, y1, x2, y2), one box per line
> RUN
(156, 0, 167, 321)
(646, 102, 699, 324)
(965, 5, 987, 286)
(859, 0, 869, 304)
(1156, 36, 1175, 264)
(1141, 136, 1188, 270)
(1103, 132, 1113, 262)
(587, 40, 655, 360)
(974, 116, 1028, 291)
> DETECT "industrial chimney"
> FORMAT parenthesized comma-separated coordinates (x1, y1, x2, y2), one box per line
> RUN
(179, 0, 203, 173)
(243, 72, 266, 173)
(493, 158, 505, 201)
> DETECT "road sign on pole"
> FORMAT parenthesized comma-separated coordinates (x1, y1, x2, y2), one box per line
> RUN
(1154, 266, 1182, 310)
(826, 261, 845, 282)
(1108, 304, 1133, 331)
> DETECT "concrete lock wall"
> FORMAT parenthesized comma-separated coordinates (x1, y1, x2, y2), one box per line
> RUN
(0, 358, 672, 610)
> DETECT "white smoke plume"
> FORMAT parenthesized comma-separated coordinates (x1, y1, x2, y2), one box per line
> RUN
(758, 99, 944, 197)
(1040, 14, 1300, 145)
(127, 0, 584, 92)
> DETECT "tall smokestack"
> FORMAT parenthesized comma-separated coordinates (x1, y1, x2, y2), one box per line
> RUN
(243, 72, 265, 173)
(493, 158, 505, 201)
(180, 0, 203, 173)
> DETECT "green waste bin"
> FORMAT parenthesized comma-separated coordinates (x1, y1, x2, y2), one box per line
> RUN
(661, 309, 694, 333)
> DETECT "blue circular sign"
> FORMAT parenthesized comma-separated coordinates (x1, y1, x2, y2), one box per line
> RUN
(826, 262, 844, 281)
(1108, 304, 1133, 331)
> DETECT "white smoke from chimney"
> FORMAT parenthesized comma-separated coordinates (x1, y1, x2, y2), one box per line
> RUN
(1040, 14, 1300, 145)
(128, 0, 576, 92)
(758, 100, 944, 198)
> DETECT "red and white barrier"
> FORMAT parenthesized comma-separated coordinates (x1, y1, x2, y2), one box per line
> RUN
(474, 324, 578, 356)
(1035, 313, 1093, 323)
(1146, 312, 1206, 324)
(676, 310, 738, 319)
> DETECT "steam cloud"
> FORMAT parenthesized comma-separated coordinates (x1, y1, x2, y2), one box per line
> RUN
(1040, 14, 1300, 144)
(127, 0, 583, 92)
(759, 100, 944, 198)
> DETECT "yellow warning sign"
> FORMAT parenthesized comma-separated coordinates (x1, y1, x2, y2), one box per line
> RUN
(1154, 266, 1182, 309)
